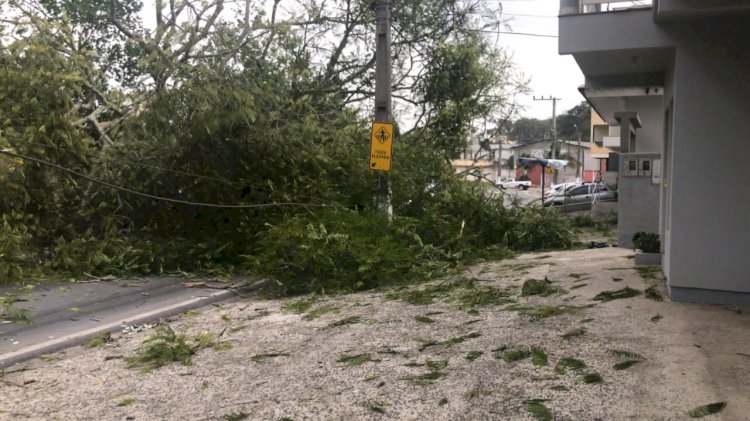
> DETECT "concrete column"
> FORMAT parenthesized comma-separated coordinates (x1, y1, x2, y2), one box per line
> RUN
(614, 112, 642, 153)
(560, 0, 579, 15)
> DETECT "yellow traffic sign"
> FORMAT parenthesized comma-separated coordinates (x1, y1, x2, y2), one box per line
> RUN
(369, 122, 395, 172)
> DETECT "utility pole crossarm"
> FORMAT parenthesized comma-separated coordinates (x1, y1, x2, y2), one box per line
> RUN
(533, 95, 562, 184)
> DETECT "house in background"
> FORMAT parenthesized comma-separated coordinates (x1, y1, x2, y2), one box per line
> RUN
(451, 135, 516, 183)
(559, 0, 750, 304)
(511, 140, 599, 186)
(450, 158, 497, 183)
(589, 110, 618, 186)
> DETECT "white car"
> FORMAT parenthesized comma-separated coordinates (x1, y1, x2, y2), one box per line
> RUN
(496, 178, 532, 190)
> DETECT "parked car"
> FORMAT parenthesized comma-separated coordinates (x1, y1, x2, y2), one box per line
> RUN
(545, 182, 580, 197)
(497, 178, 532, 190)
(543, 183, 617, 207)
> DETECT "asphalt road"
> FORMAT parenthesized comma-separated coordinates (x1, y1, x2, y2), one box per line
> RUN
(0, 277, 261, 368)
(487, 185, 544, 206)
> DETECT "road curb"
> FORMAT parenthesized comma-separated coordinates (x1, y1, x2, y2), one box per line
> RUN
(0, 281, 267, 369)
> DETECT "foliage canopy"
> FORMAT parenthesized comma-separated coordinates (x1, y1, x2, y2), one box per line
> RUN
(0, 0, 575, 292)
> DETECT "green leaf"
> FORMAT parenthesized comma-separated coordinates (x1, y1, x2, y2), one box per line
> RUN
(608, 349, 645, 360)
(554, 357, 586, 374)
(524, 400, 552, 421)
(613, 360, 642, 370)
(337, 353, 372, 367)
(593, 287, 642, 302)
(561, 328, 585, 340)
(688, 402, 727, 418)
(580, 372, 603, 384)
(531, 347, 548, 366)
(500, 346, 531, 363)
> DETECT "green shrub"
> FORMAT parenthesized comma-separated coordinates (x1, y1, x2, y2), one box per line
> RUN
(125, 325, 225, 372)
(1, 139, 572, 293)
(507, 207, 575, 251)
(404, 178, 575, 254)
(1, 294, 31, 324)
(404, 179, 515, 255)
(83, 332, 112, 348)
(521, 278, 562, 297)
(633, 232, 660, 253)
(0, 213, 32, 283)
(570, 215, 594, 228)
(247, 210, 449, 295)
(126, 324, 194, 372)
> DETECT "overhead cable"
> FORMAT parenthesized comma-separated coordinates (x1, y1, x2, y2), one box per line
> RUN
(0, 149, 337, 210)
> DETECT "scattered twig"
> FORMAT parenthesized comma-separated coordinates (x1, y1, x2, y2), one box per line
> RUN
(0, 378, 25, 388)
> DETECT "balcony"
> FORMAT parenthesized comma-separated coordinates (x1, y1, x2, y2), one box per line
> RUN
(558, 0, 670, 57)
(560, 0, 652, 16)
(561, 0, 750, 18)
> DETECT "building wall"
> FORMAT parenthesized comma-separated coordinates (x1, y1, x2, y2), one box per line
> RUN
(516, 165, 544, 186)
(665, 18, 750, 298)
(562, 10, 750, 302)
(618, 153, 661, 248)
(592, 125, 608, 144)
(661, 57, 677, 279)
(513, 144, 547, 160)
(451, 160, 498, 182)
(625, 96, 664, 153)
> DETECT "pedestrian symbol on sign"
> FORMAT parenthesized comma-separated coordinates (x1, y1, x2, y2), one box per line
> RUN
(376, 127, 391, 144)
(369, 122, 395, 172)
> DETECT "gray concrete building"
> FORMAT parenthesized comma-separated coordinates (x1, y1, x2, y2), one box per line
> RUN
(559, 0, 750, 304)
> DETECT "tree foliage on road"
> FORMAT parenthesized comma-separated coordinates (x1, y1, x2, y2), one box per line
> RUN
(0, 0, 574, 292)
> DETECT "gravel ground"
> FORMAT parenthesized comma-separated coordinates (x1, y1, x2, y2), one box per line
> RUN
(1, 247, 749, 421)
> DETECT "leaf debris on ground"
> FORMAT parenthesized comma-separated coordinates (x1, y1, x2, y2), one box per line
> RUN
(337, 353, 373, 367)
(580, 372, 603, 384)
(561, 328, 586, 340)
(325, 316, 361, 328)
(687, 402, 727, 418)
(251, 352, 291, 363)
(524, 399, 553, 421)
(555, 357, 586, 374)
(593, 287, 642, 302)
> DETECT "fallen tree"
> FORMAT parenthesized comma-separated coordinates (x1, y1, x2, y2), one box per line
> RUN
(0, 0, 572, 292)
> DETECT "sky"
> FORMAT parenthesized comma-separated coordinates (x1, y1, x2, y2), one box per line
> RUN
(139, 0, 584, 121)
(491, 0, 585, 119)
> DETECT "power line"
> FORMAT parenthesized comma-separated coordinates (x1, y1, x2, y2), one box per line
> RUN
(32, 142, 329, 205)
(503, 13, 557, 18)
(0, 149, 337, 210)
(474, 29, 557, 38)
(36, 143, 243, 188)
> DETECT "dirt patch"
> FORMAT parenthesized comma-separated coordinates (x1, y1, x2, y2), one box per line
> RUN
(1, 248, 749, 420)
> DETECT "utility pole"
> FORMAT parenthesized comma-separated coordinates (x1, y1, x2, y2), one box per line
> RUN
(578, 129, 583, 181)
(373, 0, 393, 219)
(534, 96, 561, 184)
(497, 136, 502, 182)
